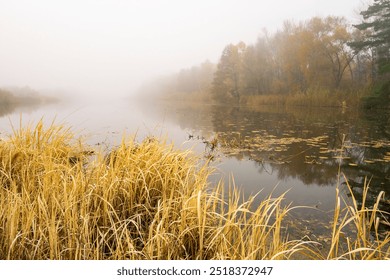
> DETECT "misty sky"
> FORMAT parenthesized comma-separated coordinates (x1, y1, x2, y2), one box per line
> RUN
(0, 0, 366, 97)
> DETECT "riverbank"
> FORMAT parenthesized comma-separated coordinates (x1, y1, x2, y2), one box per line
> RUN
(0, 88, 59, 117)
(0, 122, 389, 260)
(0, 87, 58, 106)
(139, 86, 374, 110)
(240, 88, 369, 108)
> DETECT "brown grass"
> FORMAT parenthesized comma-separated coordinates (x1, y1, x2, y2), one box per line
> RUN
(241, 87, 370, 108)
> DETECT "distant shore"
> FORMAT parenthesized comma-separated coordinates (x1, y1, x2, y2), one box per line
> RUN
(0, 87, 59, 106)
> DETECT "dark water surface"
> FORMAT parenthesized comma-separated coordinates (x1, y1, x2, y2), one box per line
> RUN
(1, 99, 389, 238)
(148, 102, 390, 234)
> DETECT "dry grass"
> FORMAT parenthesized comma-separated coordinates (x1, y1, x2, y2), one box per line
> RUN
(326, 177, 390, 260)
(0, 121, 388, 259)
(160, 91, 212, 104)
(242, 88, 369, 108)
(241, 94, 287, 106)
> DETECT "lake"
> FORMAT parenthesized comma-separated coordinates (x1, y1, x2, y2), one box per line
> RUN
(1, 98, 389, 239)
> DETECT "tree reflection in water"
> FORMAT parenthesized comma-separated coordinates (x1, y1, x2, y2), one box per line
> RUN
(153, 102, 390, 231)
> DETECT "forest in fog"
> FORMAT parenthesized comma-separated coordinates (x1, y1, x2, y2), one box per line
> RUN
(140, 1, 389, 109)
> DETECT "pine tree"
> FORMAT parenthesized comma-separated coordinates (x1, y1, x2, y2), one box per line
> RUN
(352, 0, 390, 106)
(353, 0, 390, 74)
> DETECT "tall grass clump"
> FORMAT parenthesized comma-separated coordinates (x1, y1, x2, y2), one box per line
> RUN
(325, 177, 390, 260)
(0, 121, 307, 260)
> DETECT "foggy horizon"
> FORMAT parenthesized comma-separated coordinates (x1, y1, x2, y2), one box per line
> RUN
(0, 0, 365, 99)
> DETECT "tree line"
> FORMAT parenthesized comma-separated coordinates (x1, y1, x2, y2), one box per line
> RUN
(141, 1, 389, 108)
(212, 16, 365, 102)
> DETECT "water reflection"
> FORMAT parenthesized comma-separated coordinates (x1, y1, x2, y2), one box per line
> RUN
(212, 106, 389, 181)
(0, 100, 47, 120)
(150, 102, 390, 223)
(0, 103, 17, 117)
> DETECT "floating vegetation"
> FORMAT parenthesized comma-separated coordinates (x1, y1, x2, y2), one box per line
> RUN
(190, 128, 390, 172)
(216, 133, 329, 155)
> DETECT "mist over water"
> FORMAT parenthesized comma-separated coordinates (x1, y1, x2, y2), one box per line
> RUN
(0, 0, 361, 98)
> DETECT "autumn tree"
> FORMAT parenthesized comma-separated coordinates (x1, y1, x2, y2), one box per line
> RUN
(275, 21, 313, 93)
(307, 17, 357, 88)
(197, 60, 215, 93)
(176, 61, 215, 94)
(211, 42, 246, 103)
(268, 17, 357, 92)
(240, 36, 274, 95)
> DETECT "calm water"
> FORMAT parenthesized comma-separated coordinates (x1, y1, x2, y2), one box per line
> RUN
(1, 99, 389, 237)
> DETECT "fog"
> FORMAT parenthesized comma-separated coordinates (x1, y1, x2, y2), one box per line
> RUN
(0, 0, 365, 99)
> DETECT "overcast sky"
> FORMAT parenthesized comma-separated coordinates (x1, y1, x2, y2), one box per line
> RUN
(0, 0, 367, 98)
